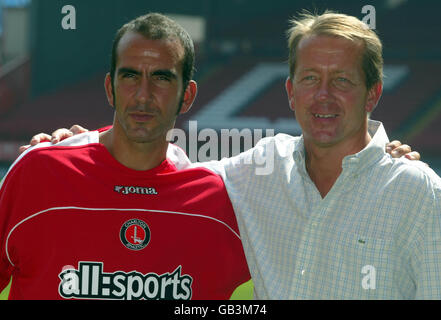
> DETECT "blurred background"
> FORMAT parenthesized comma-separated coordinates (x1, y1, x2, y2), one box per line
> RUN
(0, 0, 440, 178)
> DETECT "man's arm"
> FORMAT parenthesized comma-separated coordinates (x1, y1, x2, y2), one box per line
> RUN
(19, 124, 422, 160)
(0, 166, 20, 294)
(414, 185, 441, 299)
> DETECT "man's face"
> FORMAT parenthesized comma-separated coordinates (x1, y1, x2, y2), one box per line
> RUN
(286, 35, 381, 149)
(105, 31, 195, 144)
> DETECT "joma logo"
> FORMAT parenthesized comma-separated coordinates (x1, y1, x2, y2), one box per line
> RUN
(114, 186, 158, 195)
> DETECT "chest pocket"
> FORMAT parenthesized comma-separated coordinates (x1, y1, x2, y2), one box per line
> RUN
(317, 231, 396, 299)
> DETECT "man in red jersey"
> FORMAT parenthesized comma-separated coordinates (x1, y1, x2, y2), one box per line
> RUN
(0, 13, 250, 300)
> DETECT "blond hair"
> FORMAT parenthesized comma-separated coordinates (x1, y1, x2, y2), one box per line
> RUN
(287, 11, 383, 89)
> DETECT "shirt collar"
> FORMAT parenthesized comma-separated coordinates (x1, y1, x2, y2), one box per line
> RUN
(341, 120, 389, 173)
(293, 120, 389, 175)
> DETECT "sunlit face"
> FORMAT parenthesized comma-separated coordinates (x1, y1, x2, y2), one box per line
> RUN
(286, 35, 381, 149)
(105, 31, 194, 145)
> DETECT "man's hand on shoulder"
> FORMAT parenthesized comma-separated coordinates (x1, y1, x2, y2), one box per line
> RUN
(19, 127, 423, 163)
(386, 140, 421, 161)
(19, 125, 89, 154)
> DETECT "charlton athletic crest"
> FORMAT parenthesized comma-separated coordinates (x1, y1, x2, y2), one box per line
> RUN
(120, 219, 151, 250)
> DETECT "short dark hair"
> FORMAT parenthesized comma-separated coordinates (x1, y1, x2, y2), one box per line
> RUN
(109, 13, 195, 97)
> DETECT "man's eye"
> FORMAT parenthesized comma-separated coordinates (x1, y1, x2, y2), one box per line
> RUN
(300, 75, 317, 83)
(155, 75, 171, 82)
(122, 73, 136, 79)
(335, 77, 355, 88)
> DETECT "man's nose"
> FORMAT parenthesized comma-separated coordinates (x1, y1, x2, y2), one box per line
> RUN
(135, 77, 151, 104)
(314, 80, 332, 102)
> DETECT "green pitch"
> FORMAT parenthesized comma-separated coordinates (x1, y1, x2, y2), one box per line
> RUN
(230, 279, 253, 300)
(0, 279, 11, 300)
(0, 278, 253, 300)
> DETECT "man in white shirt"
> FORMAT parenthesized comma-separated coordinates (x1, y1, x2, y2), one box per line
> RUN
(197, 11, 441, 299)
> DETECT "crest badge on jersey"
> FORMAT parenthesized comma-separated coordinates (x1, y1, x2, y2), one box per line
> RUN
(120, 219, 151, 251)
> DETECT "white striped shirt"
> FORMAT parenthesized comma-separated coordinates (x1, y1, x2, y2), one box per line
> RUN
(188, 120, 441, 299)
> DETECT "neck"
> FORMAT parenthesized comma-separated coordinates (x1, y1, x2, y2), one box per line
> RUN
(304, 129, 371, 198)
(99, 128, 168, 171)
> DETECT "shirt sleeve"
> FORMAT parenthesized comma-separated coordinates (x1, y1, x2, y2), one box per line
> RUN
(0, 169, 17, 292)
(97, 125, 112, 133)
(414, 184, 441, 299)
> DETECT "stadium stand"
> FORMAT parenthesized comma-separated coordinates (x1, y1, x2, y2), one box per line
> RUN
(0, 56, 30, 117)
(0, 0, 440, 173)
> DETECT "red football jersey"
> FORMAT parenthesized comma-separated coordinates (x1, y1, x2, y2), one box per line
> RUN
(0, 132, 250, 300)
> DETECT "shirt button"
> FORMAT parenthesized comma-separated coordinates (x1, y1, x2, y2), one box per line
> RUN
(311, 222, 318, 227)
(301, 269, 306, 276)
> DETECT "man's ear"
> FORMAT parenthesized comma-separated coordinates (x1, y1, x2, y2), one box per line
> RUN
(179, 80, 198, 115)
(104, 73, 115, 107)
(285, 77, 295, 111)
(365, 82, 383, 113)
